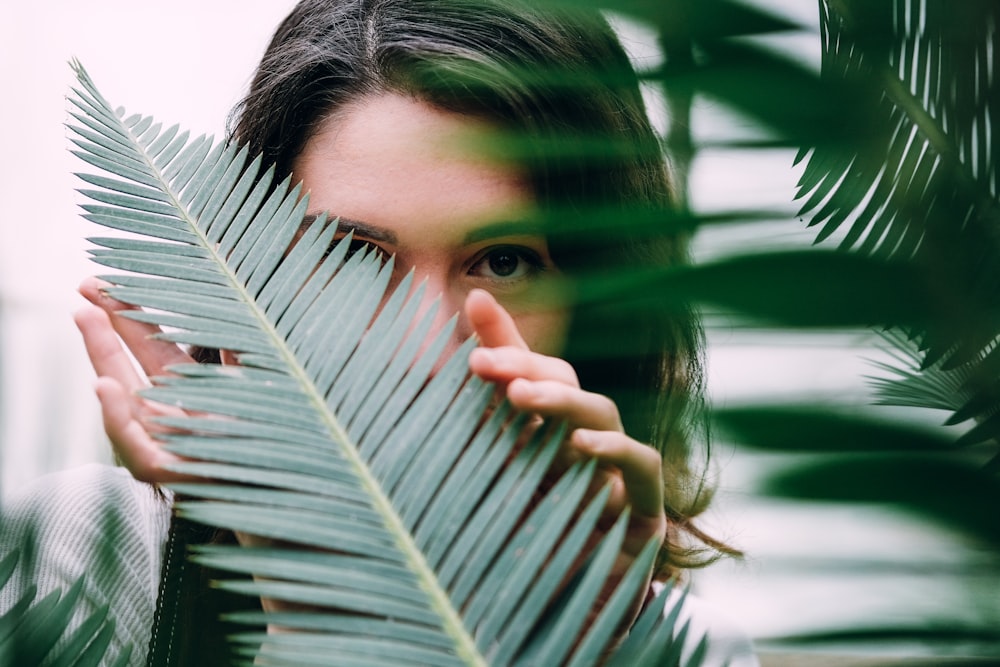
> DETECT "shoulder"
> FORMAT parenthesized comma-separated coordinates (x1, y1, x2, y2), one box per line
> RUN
(1, 464, 172, 665)
(657, 582, 760, 667)
(2, 463, 172, 571)
(4, 462, 169, 521)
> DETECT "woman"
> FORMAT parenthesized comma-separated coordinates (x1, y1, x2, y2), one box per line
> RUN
(6, 0, 755, 664)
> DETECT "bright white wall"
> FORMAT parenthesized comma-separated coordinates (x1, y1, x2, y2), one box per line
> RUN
(0, 1, 298, 495)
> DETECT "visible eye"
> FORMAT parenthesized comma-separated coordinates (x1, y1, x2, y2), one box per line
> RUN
(469, 246, 546, 281)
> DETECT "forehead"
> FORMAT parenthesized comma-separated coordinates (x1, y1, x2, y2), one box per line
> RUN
(291, 93, 535, 245)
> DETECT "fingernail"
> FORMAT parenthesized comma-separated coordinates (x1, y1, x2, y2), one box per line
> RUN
(470, 288, 496, 304)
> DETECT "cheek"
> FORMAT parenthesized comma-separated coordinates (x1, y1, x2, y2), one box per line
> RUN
(514, 307, 571, 358)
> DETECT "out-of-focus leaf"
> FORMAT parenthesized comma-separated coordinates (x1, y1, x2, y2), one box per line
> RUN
(655, 41, 872, 147)
(714, 406, 958, 453)
(765, 456, 1000, 547)
(578, 249, 930, 329)
(541, 0, 802, 40)
(770, 625, 1000, 659)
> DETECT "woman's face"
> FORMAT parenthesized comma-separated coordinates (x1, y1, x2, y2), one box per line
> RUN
(290, 92, 570, 358)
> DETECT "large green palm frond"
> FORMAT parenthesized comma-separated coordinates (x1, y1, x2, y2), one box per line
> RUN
(0, 549, 131, 666)
(795, 0, 1000, 447)
(66, 61, 699, 666)
(798, 0, 999, 262)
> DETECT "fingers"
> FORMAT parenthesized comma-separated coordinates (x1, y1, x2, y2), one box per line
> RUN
(77, 276, 197, 486)
(507, 379, 662, 518)
(467, 289, 580, 388)
(94, 377, 189, 484)
(467, 287, 665, 533)
(469, 346, 579, 387)
(74, 305, 147, 394)
(78, 277, 192, 378)
(466, 288, 529, 349)
(507, 379, 621, 432)
(572, 429, 665, 520)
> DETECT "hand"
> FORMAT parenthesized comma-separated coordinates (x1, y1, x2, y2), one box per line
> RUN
(465, 288, 667, 626)
(77, 278, 668, 557)
(75, 276, 192, 484)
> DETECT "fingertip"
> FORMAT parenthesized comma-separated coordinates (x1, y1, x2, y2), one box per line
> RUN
(570, 428, 624, 462)
(79, 277, 131, 313)
(93, 376, 125, 402)
(78, 276, 96, 295)
(78, 276, 106, 302)
(506, 377, 538, 405)
(571, 427, 599, 451)
(464, 288, 497, 328)
(72, 306, 90, 331)
(467, 288, 496, 307)
(570, 430, 660, 472)
(466, 290, 529, 350)
(468, 346, 492, 372)
(73, 303, 109, 331)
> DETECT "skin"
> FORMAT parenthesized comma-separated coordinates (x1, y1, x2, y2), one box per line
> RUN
(74, 92, 667, 624)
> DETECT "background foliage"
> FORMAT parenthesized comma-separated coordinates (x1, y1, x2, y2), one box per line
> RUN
(547, 0, 1000, 660)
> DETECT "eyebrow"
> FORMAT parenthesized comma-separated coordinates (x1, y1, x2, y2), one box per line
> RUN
(300, 213, 399, 245)
(461, 218, 547, 245)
